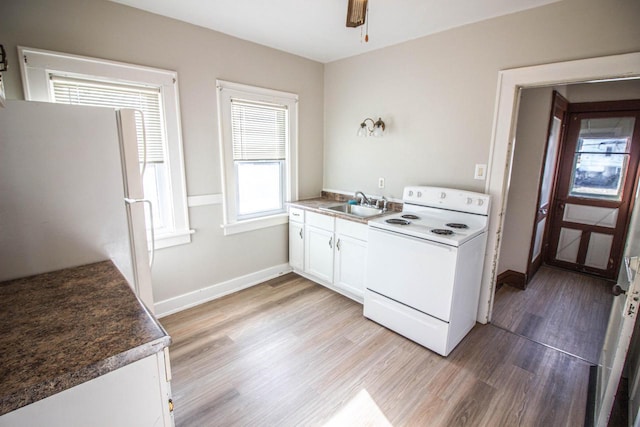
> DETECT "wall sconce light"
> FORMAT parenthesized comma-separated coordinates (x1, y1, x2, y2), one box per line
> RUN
(0, 45, 8, 72)
(357, 117, 385, 137)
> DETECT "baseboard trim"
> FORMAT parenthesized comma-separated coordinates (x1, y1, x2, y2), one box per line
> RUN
(154, 263, 292, 317)
(496, 269, 527, 290)
(293, 269, 364, 305)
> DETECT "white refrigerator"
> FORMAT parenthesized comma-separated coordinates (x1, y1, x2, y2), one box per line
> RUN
(0, 100, 155, 312)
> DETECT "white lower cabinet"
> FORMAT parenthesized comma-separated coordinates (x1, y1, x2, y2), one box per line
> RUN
(289, 208, 368, 303)
(304, 224, 334, 283)
(334, 233, 367, 298)
(289, 222, 305, 271)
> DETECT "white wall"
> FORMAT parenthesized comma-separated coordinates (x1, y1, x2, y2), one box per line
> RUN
(0, 0, 325, 308)
(324, 0, 640, 200)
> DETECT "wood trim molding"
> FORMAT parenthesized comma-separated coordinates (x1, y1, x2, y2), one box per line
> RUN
(568, 98, 640, 113)
(482, 51, 640, 324)
(187, 193, 223, 207)
(497, 270, 527, 290)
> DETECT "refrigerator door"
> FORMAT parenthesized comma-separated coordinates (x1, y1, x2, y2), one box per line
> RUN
(0, 101, 134, 283)
(117, 109, 155, 312)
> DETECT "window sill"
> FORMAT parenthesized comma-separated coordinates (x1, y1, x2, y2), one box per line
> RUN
(221, 213, 288, 236)
(153, 229, 195, 250)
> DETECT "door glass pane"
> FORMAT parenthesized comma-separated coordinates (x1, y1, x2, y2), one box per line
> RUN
(569, 117, 635, 200)
(540, 117, 562, 207)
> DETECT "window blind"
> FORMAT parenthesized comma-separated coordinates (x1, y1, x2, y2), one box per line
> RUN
(231, 99, 287, 161)
(50, 75, 165, 163)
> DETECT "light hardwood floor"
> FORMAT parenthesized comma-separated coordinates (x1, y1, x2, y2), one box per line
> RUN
(492, 266, 614, 364)
(161, 273, 590, 426)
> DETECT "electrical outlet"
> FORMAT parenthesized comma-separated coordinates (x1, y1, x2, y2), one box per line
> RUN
(378, 177, 385, 189)
(474, 164, 487, 180)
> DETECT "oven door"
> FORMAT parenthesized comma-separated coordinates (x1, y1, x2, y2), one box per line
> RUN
(366, 227, 458, 322)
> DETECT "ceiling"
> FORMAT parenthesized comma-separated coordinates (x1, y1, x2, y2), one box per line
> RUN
(109, 0, 561, 63)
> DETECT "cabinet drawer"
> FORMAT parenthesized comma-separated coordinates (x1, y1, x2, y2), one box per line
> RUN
(289, 207, 305, 223)
(306, 211, 334, 231)
(336, 218, 368, 241)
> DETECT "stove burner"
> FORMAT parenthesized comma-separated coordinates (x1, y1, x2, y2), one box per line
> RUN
(446, 223, 469, 229)
(386, 218, 411, 225)
(431, 229, 454, 236)
(401, 214, 420, 220)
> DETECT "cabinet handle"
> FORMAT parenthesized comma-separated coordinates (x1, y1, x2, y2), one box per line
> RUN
(329, 237, 333, 248)
(337, 238, 341, 251)
(299, 228, 303, 239)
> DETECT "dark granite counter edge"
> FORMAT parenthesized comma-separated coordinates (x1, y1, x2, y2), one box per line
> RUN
(0, 335, 171, 415)
(288, 197, 399, 224)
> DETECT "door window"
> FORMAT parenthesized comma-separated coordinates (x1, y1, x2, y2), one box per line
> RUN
(569, 117, 635, 200)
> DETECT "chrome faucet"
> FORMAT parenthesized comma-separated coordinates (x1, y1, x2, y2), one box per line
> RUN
(354, 191, 371, 206)
(380, 196, 389, 211)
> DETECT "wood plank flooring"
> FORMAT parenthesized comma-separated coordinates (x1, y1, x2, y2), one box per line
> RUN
(161, 273, 590, 426)
(492, 266, 613, 364)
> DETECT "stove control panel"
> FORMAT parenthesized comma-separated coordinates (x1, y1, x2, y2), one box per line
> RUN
(402, 186, 491, 215)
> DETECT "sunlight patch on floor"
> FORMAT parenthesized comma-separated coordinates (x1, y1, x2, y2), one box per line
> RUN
(323, 389, 392, 427)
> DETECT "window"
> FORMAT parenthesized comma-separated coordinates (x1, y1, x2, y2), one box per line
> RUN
(19, 47, 191, 249)
(217, 80, 298, 235)
(569, 117, 636, 201)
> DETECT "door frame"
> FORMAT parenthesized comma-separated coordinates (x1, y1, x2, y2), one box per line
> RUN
(526, 90, 568, 283)
(479, 52, 640, 323)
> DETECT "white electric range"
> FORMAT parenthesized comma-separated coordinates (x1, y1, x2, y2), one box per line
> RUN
(364, 186, 491, 356)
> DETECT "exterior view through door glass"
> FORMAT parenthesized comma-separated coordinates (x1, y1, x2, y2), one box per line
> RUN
(547, 105, 640, 280)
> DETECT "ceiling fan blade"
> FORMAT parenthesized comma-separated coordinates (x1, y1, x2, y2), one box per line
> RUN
(346, 0, 368, 28)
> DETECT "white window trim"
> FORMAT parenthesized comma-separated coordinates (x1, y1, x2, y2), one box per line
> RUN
(216, 80, 298, 236)
(18, 46, 192, 249)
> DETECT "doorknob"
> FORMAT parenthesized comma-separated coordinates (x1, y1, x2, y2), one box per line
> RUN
(539, 208, 548, 215)
(612, 285, 626, 296)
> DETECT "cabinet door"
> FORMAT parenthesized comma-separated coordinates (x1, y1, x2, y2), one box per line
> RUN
(289, 222, 304, 271)
(334, 234, 367, 298)
(305, 226, 334, 283)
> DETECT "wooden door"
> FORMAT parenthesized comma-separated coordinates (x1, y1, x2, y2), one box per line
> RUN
(527, 91, 568, 280)
(547, 101, 640, 280)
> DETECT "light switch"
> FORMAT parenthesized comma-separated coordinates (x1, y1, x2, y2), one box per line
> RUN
(474, 164, 487, 180)
(378, 177, 385, 189)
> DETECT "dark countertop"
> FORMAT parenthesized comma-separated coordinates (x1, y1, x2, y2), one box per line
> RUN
(288, 196, 399, 224)
(0, 261, 171, 416)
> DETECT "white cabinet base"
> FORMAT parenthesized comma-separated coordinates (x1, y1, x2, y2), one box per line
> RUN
(0, 352, 173, 427)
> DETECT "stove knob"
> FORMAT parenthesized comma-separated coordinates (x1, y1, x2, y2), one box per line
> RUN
(408, 190, 414, 197)
(477, 199, 484, 206)
(440, 192, 446, 199)
(466, 197, 473, 204)
(417, 191, 422, 197)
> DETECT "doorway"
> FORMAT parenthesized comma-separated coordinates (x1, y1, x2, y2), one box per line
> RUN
(492, 83, 640, 364)
(485, 54, 640, 426)
(479, 52, 640, 324)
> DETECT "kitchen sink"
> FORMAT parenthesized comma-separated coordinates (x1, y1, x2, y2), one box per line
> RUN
(320, 203, 384, 218)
